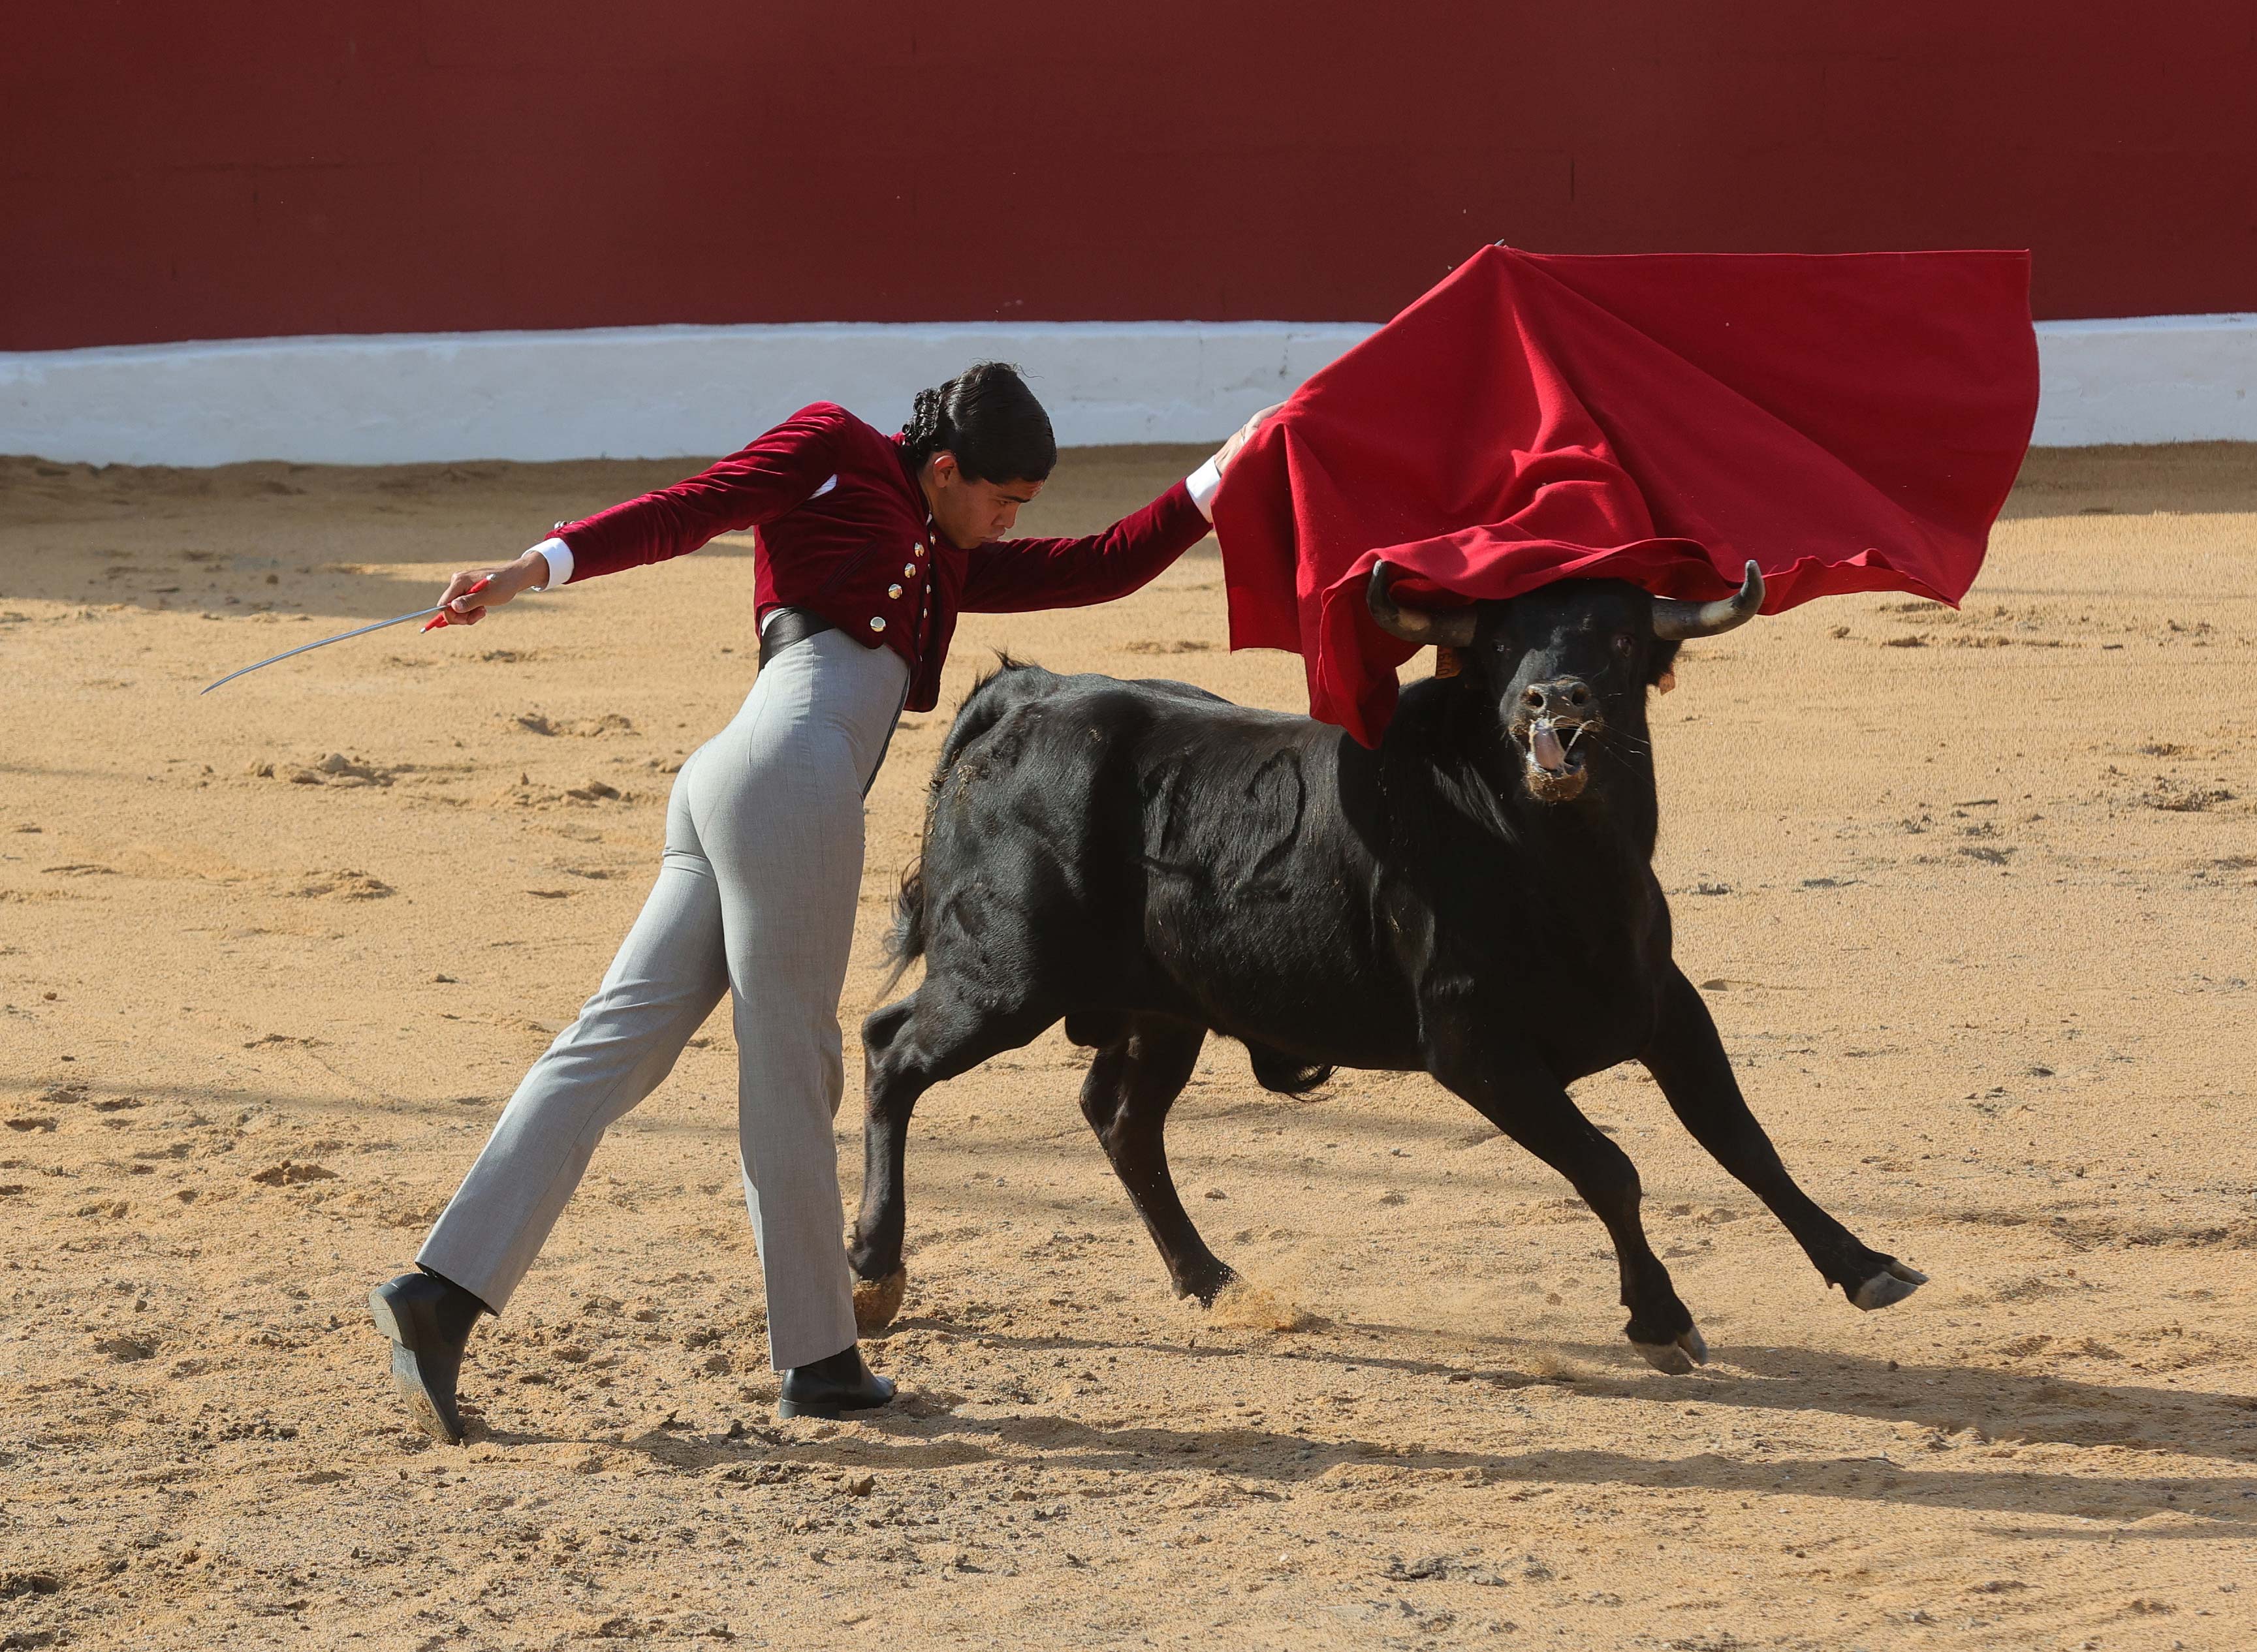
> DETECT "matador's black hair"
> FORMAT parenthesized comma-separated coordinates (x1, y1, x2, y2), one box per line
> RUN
(900, 361, 1057, 484)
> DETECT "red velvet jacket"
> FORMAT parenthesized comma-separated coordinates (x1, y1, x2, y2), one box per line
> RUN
(551, 402, 1212, 712)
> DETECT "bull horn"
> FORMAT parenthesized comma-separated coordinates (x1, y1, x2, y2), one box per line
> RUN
(1651, 560, 1766, 640)
(1366, 562, 1477, 647)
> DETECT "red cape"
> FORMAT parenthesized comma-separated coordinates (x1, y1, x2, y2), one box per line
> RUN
(1212, 245, 2039, 745)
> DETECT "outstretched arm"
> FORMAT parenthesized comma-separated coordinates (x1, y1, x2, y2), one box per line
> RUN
(425, 403, 846, 625)
(960, 403, 1280, 614)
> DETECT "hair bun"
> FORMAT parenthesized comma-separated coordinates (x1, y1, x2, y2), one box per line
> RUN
(900, 362, 1055, 483)
(903, 386, 947, 450)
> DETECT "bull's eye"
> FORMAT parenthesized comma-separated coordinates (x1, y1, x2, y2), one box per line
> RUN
(1611, 632, 1635, 658)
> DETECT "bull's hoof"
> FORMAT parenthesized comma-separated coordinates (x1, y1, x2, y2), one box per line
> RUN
(1630, 1325, 1709, 1375)
(1178, 1266, 1238, 1307)
(1850, 1260, 1928, 1312)
(853, 1266, 908, 1336)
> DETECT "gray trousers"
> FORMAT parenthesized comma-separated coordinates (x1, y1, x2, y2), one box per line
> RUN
(418, 627, 910, 1370)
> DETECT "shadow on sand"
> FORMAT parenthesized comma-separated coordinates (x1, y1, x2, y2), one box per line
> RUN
(467, 1314, 2256, 1533)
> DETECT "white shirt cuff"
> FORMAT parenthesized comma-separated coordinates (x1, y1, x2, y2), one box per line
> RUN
(1186, 456, 1223, 520)
(529, 535, 573, 589)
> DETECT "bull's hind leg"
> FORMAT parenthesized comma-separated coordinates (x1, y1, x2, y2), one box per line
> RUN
(1079, 1020, 1231, 1304)
(1642, 967, 1925, 1311)
(850, 986, 1058, 1332)
(1430, 1032, 1704, 1373)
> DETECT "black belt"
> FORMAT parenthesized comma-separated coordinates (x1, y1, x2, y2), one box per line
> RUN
(757, 605, 837, 667)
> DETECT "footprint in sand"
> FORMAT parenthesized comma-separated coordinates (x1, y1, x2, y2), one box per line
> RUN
(245, 753, 394, 787)
(268, 870, 394, 900)
(497, 776, 633, 809)
(2143, 778, 2236, 813)
(509, 711, 637, 738)
(249, 1161, 338, 1187)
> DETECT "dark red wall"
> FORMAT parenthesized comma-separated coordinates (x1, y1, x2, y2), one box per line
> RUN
(7, 2, 2252, 350)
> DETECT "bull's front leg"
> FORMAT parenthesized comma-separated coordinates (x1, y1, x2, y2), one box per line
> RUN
(1640, 966, 1926, 1312)
(1427, 1023, 1704, 1374)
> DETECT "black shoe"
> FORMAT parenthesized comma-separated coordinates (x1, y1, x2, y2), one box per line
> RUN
(370, 1269, 488, 1445)
(776, 1344, 896, 1421)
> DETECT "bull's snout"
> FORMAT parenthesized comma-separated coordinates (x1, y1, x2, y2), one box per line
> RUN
(1509, 677, 1600, 803)
(1519, 678, 1594, 719)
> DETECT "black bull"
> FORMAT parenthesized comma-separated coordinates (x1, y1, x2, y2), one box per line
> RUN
(847, 564, 1925, 1371)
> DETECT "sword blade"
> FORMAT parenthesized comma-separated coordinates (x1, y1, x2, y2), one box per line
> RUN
(198, 604, 445, 695)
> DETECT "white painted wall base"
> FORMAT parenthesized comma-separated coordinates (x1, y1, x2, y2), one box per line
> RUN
(1, 315, 2250, 467)
(0, 322, 1374, 468)
(2028, 315, 2257, 446)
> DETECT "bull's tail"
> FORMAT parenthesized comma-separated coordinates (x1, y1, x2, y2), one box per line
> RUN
(878, 862, 927, 994)
(877, 653, 1045, 995)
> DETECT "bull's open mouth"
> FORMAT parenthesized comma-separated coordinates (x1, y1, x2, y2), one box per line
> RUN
(1511, 718, 1595, 801)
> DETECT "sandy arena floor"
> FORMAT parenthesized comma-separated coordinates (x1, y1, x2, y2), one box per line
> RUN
(1, 444, 2253, 1651)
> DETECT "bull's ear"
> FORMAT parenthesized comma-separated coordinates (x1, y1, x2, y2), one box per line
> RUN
(1646, 638, 1684, 689)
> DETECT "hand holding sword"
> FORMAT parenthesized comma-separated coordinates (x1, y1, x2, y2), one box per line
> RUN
(199, 546, 555, 694)
(422, 546, 553, 630)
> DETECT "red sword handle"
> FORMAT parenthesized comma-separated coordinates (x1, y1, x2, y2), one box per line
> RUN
(422, 576, 494, 631)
